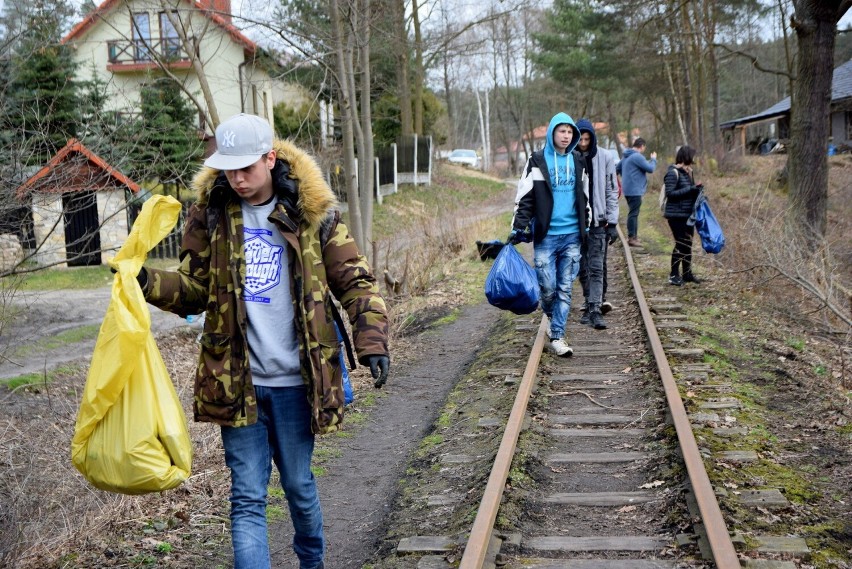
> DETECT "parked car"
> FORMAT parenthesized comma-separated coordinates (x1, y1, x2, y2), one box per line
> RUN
(447, 149, 480, 169)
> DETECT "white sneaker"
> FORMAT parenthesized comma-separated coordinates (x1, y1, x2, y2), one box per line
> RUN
(549, 338, 574, 357)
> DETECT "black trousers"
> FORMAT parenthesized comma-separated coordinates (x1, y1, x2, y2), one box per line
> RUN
(667, 217, 694, 277)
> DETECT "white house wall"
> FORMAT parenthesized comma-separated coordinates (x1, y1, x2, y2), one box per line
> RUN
(67, 0, 273, 133)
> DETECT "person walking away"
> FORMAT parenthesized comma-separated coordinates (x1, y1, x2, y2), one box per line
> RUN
(508, 112, 589, 357)
(575, 119, 619, 329)
(136, 113, 391, 569)
(663, 144, 703, 286)
(616, 137, 657, 247)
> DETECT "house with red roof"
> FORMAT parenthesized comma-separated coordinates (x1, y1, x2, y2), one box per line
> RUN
(62, 0, 275, 133)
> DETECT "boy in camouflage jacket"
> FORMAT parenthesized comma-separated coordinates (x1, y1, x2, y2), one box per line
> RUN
(140, 113, 390, 569)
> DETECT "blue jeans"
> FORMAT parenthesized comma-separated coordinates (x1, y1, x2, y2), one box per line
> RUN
(625, 195, 643, 238)
(579, 227, 608, 307)
(534, 233, 582, 339)
(221, 385, 324, 569)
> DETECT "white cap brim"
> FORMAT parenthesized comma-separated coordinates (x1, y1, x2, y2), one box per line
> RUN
(203, 151, 262, 171)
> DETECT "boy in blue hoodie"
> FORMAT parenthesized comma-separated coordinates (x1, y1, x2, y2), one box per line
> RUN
(509, 113, 589, 357)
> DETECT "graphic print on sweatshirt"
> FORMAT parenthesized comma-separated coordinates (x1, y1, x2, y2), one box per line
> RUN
(244, 227, 283, 303)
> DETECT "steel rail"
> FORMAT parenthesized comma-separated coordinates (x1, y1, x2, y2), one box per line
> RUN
(617, 225, 740, 568)
(458, 316, 549, 569)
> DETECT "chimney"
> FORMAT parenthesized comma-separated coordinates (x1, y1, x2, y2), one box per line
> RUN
(201, 0, 232, 22)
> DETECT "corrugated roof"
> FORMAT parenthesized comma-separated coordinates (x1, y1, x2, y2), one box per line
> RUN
(720, 58, 852, 129)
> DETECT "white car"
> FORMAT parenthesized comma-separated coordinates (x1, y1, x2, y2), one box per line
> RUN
(447, 149, 480, 169)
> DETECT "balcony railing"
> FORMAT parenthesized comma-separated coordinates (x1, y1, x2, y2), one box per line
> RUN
(107, 37, 193, 65)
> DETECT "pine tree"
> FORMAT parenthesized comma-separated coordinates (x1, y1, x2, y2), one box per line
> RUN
(125, 78, 203, 198)
(3, 0, 79, 166)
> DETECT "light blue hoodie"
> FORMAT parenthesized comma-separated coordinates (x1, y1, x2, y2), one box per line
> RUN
(543, 112, 580, 235)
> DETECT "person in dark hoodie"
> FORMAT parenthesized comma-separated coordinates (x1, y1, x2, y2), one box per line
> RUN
(616, 138, 657, 247)
(575, 119, 619, 329)
(509, 113, 589, 357)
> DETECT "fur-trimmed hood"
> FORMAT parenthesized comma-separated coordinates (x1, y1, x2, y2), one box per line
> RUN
(191, 139, 338, 228)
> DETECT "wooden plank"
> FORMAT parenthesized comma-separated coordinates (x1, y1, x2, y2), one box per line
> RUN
(510, 559, 677, 568)
(548, 428, 647, 438)
(542, 491, 657, 505)
(753, 535, 810, 555)
(699, 401, 741, 410)
(737, 489, 790, 509)
(718, 450, 759, 462)
(549, 414, 636, 425)
(547, 452, 649, 463)
(551, 374, 632, 382)
(397, 536, 456, 553)
(525, 535, 669, 552)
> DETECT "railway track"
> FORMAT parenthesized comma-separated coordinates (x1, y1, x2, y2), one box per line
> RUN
(376, 231, 808, 569)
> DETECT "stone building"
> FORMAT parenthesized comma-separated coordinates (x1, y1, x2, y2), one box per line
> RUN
(16, 139, 140, 268)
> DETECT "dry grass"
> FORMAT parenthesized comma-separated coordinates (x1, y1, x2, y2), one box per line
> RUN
(0, 330, 230, 568)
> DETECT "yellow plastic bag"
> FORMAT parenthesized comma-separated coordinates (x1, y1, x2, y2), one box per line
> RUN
(71, 195, 192, 494)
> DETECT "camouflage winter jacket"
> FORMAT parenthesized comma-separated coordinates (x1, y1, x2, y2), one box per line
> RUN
(143, 139, 389, 434)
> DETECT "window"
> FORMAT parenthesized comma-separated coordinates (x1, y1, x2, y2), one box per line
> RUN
(159, 12, 181, 59)
(132, 12, 151, 61)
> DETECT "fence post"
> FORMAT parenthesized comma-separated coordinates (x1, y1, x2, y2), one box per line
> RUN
(413, 133, 418, 187)
(427, 135, 433, 185)
(393, 143, 398, 194)
(375, 157, 382, 205)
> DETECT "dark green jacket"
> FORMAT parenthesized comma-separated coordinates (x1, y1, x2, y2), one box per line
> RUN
(144, 139, 389, 434)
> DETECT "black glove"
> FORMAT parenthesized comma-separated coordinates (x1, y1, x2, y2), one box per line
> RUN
(507, 229, 531, 244)
(110, 266, 148, 289)
(606, 224, 619, 245)
(367, 355, 390, 388)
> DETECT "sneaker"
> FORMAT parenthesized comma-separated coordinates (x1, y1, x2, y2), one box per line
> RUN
(579, 307, 591, 325)
(627, 237, 641, 247)
(589, 310, 607, 330)
(682, 273, 702, 284)
(600, 301, 613, 315)
(669, 275, 684, 286)
(549, 338, 574, 357)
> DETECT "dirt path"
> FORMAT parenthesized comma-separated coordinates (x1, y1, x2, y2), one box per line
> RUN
(0, 285, 192, 381)
(271, 302, 503, 568)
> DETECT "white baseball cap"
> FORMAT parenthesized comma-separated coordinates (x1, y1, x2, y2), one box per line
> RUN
(204, 113, 274, 170)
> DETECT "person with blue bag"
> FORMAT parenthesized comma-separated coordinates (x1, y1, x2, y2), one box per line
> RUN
(662, 145, 703, 286)
(508, 112, 589, 357)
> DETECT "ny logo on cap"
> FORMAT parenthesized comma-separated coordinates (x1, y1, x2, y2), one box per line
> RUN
(221, 130, 236, 148)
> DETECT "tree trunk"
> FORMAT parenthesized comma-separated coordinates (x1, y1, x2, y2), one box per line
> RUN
(411, 0, 424, 134)
(358, 0, 375, 251)
(787, 0, 849, 246)
(392, 0, 413, 137)
(330, 0, 363, 251)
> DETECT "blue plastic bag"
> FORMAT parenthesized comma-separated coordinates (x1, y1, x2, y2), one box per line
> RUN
(335, 324, 354, 405)
(694, 199, 725, 254)
(485, 245, 540, 314)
